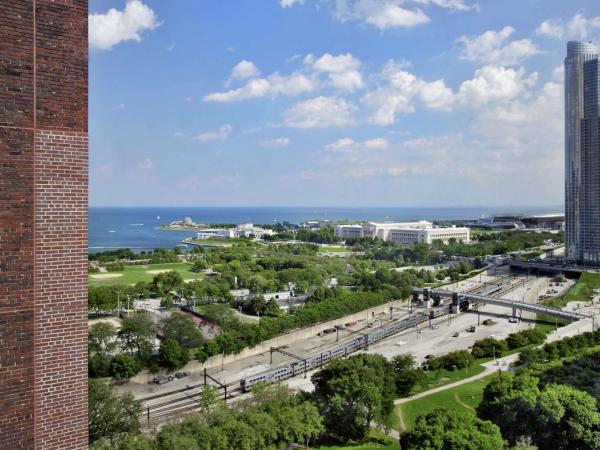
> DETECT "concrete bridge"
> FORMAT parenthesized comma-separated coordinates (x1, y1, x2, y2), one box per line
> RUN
(413, 287, 589, 322)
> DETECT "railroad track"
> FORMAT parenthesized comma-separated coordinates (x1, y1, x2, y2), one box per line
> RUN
(140, 274, 540, 425)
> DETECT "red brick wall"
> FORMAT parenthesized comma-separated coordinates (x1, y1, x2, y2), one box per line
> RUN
(0, 1, 88, 449)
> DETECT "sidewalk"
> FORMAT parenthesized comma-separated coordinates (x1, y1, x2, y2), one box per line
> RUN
(394, 318, 593, 406)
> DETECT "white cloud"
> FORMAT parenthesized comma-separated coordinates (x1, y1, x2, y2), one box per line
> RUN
(184, 96, 193, 103)
(194, 124, 233, 143)
(536, 14, 600, 40)
(457, 65, 537, 105)
(457, 26, 539, 66)
(280, 0, 305, 7)
(552, 65, 564, 83)
(362, 61, 538, 125)
(418, 80, 455, 111)
(307, 53, 365, 92)
(536, 19, 563, 39)
(410, 0, 479, 11)
(137, 158, 153, 171)
(173, 131, 185, 139)
(260, 137, 291, 147)
(230, 60, 261, 81)
(331, 0, 430, 29)
(205, 72, 316, 102)
(282, 96, 357, 128)
(325, 138, 389, 153)
(362, 64, 455, 124)
(89, 0, 160, 50)
(567, 13, 600, 40)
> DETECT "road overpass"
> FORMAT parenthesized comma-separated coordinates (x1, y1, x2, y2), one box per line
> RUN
(414, 288, 589, 322)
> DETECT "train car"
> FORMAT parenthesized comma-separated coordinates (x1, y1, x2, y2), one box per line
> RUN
(240, 308, 446, 392)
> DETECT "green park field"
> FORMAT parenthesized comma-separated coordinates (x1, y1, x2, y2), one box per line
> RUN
(546, 272, 600, 308)
(89, 262, 203, 286)
(393, 373, 500, 432)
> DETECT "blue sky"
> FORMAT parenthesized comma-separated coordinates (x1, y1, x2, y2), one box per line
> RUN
(89, 0, 600, 207)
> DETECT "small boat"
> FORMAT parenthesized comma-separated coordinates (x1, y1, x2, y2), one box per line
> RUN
(157, 215, 160, 220)
(108, 230, 116, 233)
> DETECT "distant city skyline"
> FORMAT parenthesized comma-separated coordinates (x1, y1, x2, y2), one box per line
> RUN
(89, 0, 600, 207)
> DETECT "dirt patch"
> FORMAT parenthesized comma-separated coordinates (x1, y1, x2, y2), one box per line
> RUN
(146, 269, 174, 275)
(90, 273, 123, 279)
(454, 392, 475, 411)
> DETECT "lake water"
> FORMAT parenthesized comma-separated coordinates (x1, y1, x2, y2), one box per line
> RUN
(89, 206, 563, 252)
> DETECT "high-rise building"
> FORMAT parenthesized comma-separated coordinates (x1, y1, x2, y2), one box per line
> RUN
(565, 41, 600, 264)
(1, 1, 88, 448)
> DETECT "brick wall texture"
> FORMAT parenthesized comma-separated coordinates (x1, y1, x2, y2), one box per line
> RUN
(0, 1, 88, 449)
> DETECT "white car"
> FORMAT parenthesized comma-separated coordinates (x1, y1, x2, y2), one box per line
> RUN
(508, 317, 519, 323)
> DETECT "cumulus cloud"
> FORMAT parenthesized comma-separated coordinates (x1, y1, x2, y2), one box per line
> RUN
(205, 71, 316, 102)
(322, 0, 478, 29)
(306, 53, 365, 92)
(282, 96, 357, 128)
(280, 0, 305, 7)
(362, 62, 456, 125)
(411, 0, 479, 11)
(194, 125, 233, 143)
(230, 60, 261, 81)
(536, 18, 563, 39)
(362, 61, 538, 125)
(89, 0, 160, 50)
(325, 137, 388, 153)
(311, 79, 563, 205)
(260, 137, 291, 147)
(456, 26, 539, 66)
(330, 0, 430, 29)
(456, 65, 537, 106)
(536, 13, 600, 40)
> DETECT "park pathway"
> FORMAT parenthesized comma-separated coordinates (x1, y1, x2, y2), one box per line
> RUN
(394, 318, 592, 406)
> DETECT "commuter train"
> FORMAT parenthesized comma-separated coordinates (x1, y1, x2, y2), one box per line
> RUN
(240, 305, 450, 392)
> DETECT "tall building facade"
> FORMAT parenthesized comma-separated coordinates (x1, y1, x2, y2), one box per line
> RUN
(565, 41, 600, 264)
(0, 1, 89, 449)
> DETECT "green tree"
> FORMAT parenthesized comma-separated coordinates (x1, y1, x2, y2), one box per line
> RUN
(311, 354, 396, 442)
(400, 408, 504, 450)
(158, 338, 189, 370)
(160, 313, 203, 348)
(199, 385, 222, 415)
(532, 384, 600, 449)
(153, 270, 184, 295)
(117, 312, 156, 361)
(89, 322, 118, 378)
(109, 354, 139, 380)
(471, 337, 507, 359)
(88, 379, 142, 444)
(391, 353, 421, 396)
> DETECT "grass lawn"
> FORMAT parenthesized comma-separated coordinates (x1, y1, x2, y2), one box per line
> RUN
(545, 272, 600, 309)
(185, 238, 233, 247)
(319, 245, 349, 253)
(411, 364, 486, 395)
(314, 431, 399, 450)
(394, 373, 501, 432)
(89, 262, 203, 286)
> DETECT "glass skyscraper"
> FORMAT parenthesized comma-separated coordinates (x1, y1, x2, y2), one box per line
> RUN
(565, 41, 600, 264)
